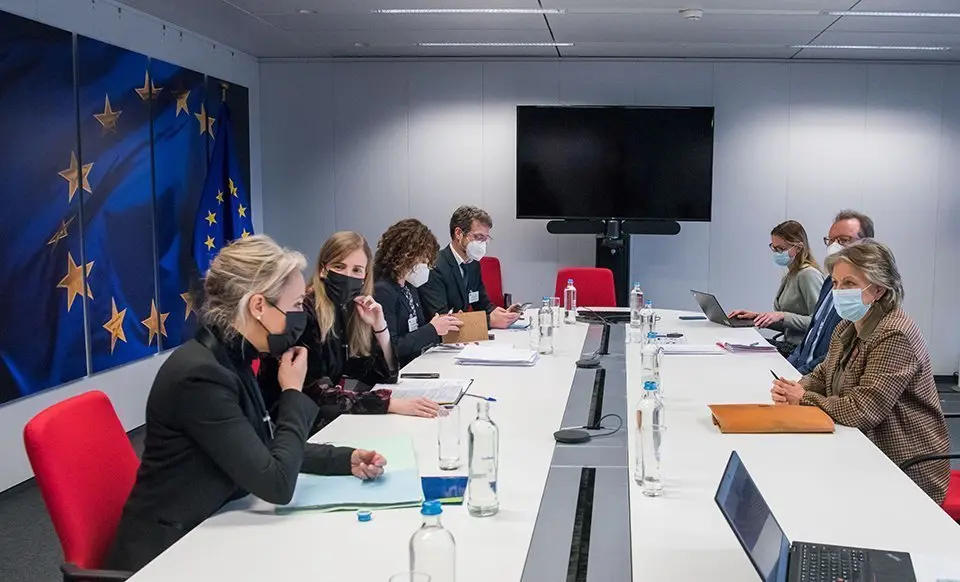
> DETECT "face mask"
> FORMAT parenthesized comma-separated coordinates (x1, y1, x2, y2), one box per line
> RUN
(406, 263, 430, 288)
(324, 270, 365, 308)
(259, 302, 307, 357)
(773, 251, 792, 267)
(826, 241, 844, 259)
(832, 288, 872, 322)
(465, 240, 486, 262)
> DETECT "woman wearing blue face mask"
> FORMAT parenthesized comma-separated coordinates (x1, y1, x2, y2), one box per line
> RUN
(771, 240, 950, 504)
(730, 220, 825, 354)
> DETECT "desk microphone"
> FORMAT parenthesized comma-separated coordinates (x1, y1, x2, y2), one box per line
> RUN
(575, 307, 612, 368)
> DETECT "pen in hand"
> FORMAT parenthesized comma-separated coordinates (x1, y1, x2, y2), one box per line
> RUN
(770, 370, 781, 381)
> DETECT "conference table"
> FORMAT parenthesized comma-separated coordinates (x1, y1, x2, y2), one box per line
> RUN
(127, 310, 960, 581)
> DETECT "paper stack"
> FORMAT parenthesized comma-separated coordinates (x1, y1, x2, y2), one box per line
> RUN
(454, 345, 539, 367)
(719, 342, 778, 354)
(660, 344, 726, 355)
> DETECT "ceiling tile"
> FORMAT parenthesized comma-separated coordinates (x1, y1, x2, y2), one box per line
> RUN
(260, 13, 547, 32)
(814, 30, 960, 47)
(540, 0, 855, 9)
(560, 42, 799, 59)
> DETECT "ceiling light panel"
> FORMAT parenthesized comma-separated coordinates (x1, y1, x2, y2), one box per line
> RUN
(372, 8, 565, 15)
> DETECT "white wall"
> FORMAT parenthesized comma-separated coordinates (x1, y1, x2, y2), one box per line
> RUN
(0, 0, 261, 491)
(260, 59, 960, 376)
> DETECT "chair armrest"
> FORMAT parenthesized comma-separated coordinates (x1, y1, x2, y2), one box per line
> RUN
(899, 453, 960, 472)
(503, 293, 513, 308)
(944, 412, 960, 419)
(62, 563, 133, 581)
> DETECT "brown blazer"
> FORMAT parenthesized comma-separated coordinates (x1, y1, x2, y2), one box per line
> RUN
(799, 305, 950, 504)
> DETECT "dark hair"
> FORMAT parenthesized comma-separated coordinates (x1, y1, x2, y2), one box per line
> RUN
(449, 205, 493, 238)
(834, 210, 875, 239)
(771, 220, 819, 275)
(374, 219, 440, 281)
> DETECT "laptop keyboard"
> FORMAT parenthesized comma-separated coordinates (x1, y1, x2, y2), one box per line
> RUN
(797, 544, 865, 582)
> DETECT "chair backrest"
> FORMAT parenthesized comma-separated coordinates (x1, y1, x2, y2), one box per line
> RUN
(23, 390, 139, 569)
(555, 267, 618, 308)
(479, 256, 505, 309)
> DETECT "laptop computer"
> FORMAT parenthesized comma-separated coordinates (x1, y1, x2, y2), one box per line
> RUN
(691, 290, 756, 328)
(715, 451, 915, 582)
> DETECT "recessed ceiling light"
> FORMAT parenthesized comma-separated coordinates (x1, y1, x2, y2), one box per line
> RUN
(298, 9, 316, 14)
(792, 44, 950, 51)
(374, 8, 566, 15)
(826, 11, 960, 18)
(418, 42, 574, 47)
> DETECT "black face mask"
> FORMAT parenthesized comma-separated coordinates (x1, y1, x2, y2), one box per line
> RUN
(259, 302, 307, 357)
(324, 271, 365, 309)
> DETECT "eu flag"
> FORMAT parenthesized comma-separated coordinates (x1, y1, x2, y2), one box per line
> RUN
(193, 103, 253, 273)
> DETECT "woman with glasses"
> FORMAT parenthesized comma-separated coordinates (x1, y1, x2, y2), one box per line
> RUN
(729, 220, 825, 355)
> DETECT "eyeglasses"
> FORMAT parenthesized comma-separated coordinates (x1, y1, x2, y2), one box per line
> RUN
(823, 236, 855, 247)
(768, 243, 797, 253)
(465, 232, 492, 243)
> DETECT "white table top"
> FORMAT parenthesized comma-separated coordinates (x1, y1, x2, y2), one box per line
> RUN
(128, 318, 590, 582)
(628, 311, 960, 582)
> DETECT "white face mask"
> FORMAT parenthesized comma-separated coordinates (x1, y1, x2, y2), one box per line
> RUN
(826, 241, 844, 261)
(465, 240, 487, 262)
(406, 263, 430, 288)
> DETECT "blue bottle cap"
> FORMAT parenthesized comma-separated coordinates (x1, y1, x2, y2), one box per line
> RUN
(543, 296, 550, 301)
(644, 381, 657, 390)
(567, 278, 574, 284)
(357, 510, 372, 522)
(647, 332, 657, 338)
(421, 500, 442, 516)
(645, 300, 653, 306)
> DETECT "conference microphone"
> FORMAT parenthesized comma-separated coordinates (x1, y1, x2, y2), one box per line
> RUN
(575, 307, 613, 369)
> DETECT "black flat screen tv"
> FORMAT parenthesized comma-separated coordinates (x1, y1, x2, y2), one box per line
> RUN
(516, 106, 715, 221)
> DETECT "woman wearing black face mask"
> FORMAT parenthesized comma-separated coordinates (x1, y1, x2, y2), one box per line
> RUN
(259, 231, 405, 433)
(106, 235, 387, 573)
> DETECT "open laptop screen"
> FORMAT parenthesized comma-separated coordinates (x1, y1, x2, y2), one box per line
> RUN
(715, 452, 791, 582)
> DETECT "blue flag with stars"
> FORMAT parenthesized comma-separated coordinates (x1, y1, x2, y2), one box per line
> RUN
(193, 102, 253, 272)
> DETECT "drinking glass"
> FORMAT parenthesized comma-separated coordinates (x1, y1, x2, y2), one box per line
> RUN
(389, 573, 431, 582)
(551, 297, 561, 329)
(438, 404, 461, 470)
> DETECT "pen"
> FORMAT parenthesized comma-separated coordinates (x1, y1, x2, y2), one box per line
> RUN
(461, 393, 497, 402)
(770, 370, 781, 381)
(401, 373, 440, 379)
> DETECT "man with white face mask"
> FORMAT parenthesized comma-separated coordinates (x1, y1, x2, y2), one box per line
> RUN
(420, 205, 521, 329)
(787, 210, 875, 374)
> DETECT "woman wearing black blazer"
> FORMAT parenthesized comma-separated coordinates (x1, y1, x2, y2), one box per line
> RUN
(106, 236, 387, 572)
(373, 219, 462, 367)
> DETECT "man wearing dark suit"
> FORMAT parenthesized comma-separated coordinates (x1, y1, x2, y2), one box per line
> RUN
(420, 206, 521, 329)
(787, 210, 874, 374)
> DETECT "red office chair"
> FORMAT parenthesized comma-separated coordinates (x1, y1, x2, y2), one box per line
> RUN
(899, 412, 960, 523)
(23, 391, 137, 581)
(555, 267, 617, 308)
(480, 256, 512, 309)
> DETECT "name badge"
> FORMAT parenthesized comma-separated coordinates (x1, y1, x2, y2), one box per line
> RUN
(468, 290, 480, 304)
(408, 316, 419, 333)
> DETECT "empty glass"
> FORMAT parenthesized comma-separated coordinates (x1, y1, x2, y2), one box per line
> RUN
(551, 297, 561, 329)
(389, 573, 431, 582)
(437, 404, 461, 470)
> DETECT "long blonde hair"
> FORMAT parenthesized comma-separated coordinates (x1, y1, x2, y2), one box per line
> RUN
(310, 231, 374, 357)
(201, 235, 306, 341)
(771, 220, 819, 276)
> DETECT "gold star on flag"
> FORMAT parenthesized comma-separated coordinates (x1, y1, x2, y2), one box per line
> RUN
(58, 151, 94, 202)
(135, 72, 162, 101)
(216, 190, 224, 204)
(174, 90, 190, 116)
(228, 178, 238, 197)
(205, 210, 217, 226)
(195, 103, 215, 137)
(181, 291, 196, 320)
(93, 94, 122, 132)
(57, 252, 94, 312)
(204, 235, 216, 251)
(47, 216, 75, 247)
(237, 204, 247, 218)
(241, 228, 251, 239)
(103, 298, 128, 354)
(141, 299, 169, 346)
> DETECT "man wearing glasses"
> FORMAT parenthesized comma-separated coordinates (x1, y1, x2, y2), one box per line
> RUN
(420, 205, 521, 329)
(787, 209, 875, 374)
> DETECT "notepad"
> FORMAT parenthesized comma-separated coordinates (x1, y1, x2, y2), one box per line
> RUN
(660, 344, 726, 355)
(454, 345, 539, 367)
(387, 378, 473, 405)
(277, 437, 424, 514)
(718, 342, 777, 353)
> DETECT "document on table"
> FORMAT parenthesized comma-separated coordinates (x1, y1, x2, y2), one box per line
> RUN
(454, 345, 539, 367)
(386, 378, 473, 405)
(660, 344, 726, 355)
(276, 437, 423, 514)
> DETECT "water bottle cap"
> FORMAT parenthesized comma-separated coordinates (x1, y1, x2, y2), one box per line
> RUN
(543, 296, 550, 301)
(421, 500, 443, 516)
(356, 510, 372, 522)
(633, 282, 641, 287)
(645, 300, 653, 306)
(647, 331, 657, 338)
(567, 279, 574, 284)
(644, 381, 657, 390)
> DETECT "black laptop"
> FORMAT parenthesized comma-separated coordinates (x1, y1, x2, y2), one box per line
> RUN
(715, 451, 915, 582)
(691, 290, 756, 328)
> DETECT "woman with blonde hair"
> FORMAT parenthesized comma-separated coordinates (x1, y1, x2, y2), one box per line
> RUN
(730, 220, 825, 354)
(259, 231, 435, 431)
(107, 235, 386, 572)
(772, 240, 950, 503)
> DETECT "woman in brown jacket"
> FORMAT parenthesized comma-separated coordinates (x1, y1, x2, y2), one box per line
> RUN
(771, 239, 950, 504)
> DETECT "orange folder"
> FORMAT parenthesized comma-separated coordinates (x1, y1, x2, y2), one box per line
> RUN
(708, 404, 835, 434)
(442, 311, 489, 344)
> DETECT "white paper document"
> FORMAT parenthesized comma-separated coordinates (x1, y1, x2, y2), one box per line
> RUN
(455, 345, 539, 367)
(386, 378, 473, 404)
(660, 344, 726, 355)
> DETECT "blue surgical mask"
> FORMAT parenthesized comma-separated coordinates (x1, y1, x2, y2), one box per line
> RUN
(773, 251, 792, 267)
(832, 288, 872, 322)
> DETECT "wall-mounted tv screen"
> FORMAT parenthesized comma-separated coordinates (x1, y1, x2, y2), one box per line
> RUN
(516, 106, 715, 221)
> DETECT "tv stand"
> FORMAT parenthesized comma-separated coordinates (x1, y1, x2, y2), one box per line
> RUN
(546, 219, 681, 307)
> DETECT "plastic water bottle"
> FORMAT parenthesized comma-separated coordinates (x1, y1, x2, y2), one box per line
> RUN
(563, 279, 577, 325)
(629, 283, 644, 329)
(537, 297, 554, 355)
(634, 381, 665, 496)
(410, 500, 456, 582)
(467, 399, 499, 517)
(640, 332, 661, 385)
